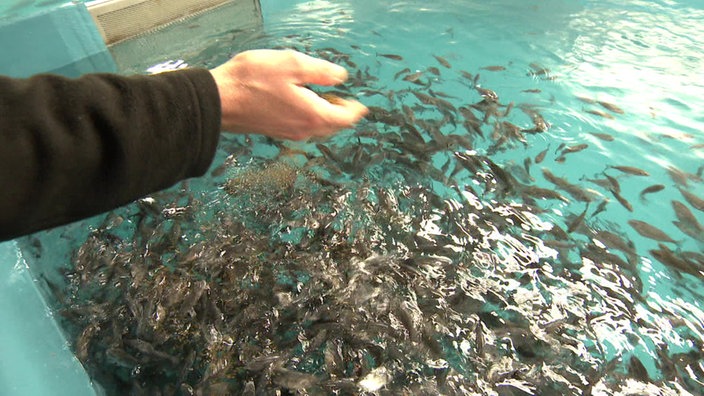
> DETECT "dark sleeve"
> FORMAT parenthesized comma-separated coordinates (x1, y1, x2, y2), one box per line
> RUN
(0, 68, 222, 241)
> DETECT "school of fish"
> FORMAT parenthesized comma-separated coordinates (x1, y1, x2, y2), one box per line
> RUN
(21, 44, 704, 396)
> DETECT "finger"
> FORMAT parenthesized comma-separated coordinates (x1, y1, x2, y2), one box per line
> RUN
(318, 98, 369, 131)
(289, 51, 349, 86)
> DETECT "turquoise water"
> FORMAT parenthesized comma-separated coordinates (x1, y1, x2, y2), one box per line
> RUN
(19, 0, 704, 394)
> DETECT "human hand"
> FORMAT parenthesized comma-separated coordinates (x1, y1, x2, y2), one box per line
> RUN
(210, 49, 368, 140)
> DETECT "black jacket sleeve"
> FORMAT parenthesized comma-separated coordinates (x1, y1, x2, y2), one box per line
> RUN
(0, 68, 222, 241)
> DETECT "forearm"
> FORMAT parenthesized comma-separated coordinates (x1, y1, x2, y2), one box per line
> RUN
(0, 68, 221, 240)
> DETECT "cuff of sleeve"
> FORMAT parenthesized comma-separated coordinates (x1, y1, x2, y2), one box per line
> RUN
(177, 68, 222, 178)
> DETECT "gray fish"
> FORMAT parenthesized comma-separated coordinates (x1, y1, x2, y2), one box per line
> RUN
(521, 186, 569, 202)
(671, 200, 703, 242)
(560, 143, 589, 156)
(598, 101, 625, 114)
(535, 146, 550, 164)
(650, 244, 702, 277)
(378, 53, 403, 61)
(628, 219, 677, 243)
(640, 184, 665, 200)
(668, 167, 690, 187)
(585, 109, 614, 119)
(567, 204, 590, 234)
(402, 71, 425, 83)
(591, 199, 609, 218)
(459, 70, 474, 82)
(677, 186, 704, 212)
(543, 168, 597, 202)
(433, 54, 451, 68)
(611, 189, 633, 212)
(603, 174, 621, 194)
(609, 165, 650, 176)
(393, 67, 411, 80)
(585, 177, 615, 191)
(593, 230, 636, 256)
(628, 356, 650, 382)
(481, 65, 506, 71)
(590, 132, 615, 141)
(528, 62, 550, 76)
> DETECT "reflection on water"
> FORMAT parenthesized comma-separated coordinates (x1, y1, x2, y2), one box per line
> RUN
(20, 0, 704, 394)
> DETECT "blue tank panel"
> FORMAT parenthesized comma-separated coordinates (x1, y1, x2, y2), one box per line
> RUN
(0, 241, 97, 396)
(0, 2, 115, 78)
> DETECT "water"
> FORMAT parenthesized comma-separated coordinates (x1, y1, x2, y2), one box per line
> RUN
(19, 0, 704, 394)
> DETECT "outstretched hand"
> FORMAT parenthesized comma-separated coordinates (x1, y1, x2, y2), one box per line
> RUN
(210, 49, 368, 140)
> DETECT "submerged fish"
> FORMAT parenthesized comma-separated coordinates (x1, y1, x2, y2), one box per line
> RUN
(480, 65, 506, 71)
(393, 67, 411, 80)
(671, 200, 704, 242)
(589, 132, 615, 142)
(628, 219, 677, 243)
(535, 146, 550, 164)
(433, 54, 451, 68)
(378, 53, 403, 61)
(585, 109, 615, 119)
(567, 204, 590, 234)
(677, 187, 704, 212)
(609, 165, 650, 176)
(639, 184, 665, 200)
(611, 189, 633, 212)
(598, 101, 625, 114)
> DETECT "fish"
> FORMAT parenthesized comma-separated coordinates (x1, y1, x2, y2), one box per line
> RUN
(677, 187, 704, 212)
(593, 230, 636, 256)
(585, 109, 615, 119)
(535, 146, 550, 164)
(403, 71, 426, 84)
(591, 199, 609, 218)
(480, 65, 506, 71)
(503, 101, 515, 117)
(476, 87, 499, 102)
(567, 204, 590, 233)
(433, 54, 451, 68)
(426, 66, 441, 76)
(542, 168, 597, 202)
(603, 174, 621, 194)
(523, 157, 532, 177)
(459, 70, 474, 82)
(584, 176, 614, 191)
(628, 356, 650, 382)
(393, 67, 411, 80)
(316, 143, 341, 164)
(668, 166, 704, 187)
(522, 89, 542, 93)
(589, 132, 615, 141)
(609, 165, 650, 176)
(318, 92, 346, 105)
(521, 186, 569, 202)
(610, 189, 633, 212)
(528, 63, 550, 76)
(671, 200, 704, 242)
(650, 244, 702, 277)
(559, 143, 589, 157)
(628, 219, 677, 243)
(519, 105, 550, 133)
(378, 53, 403, 61)
(597, 101, 625, 114)
(639, 184, 665, 200)
(576, 95, 596, 104)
